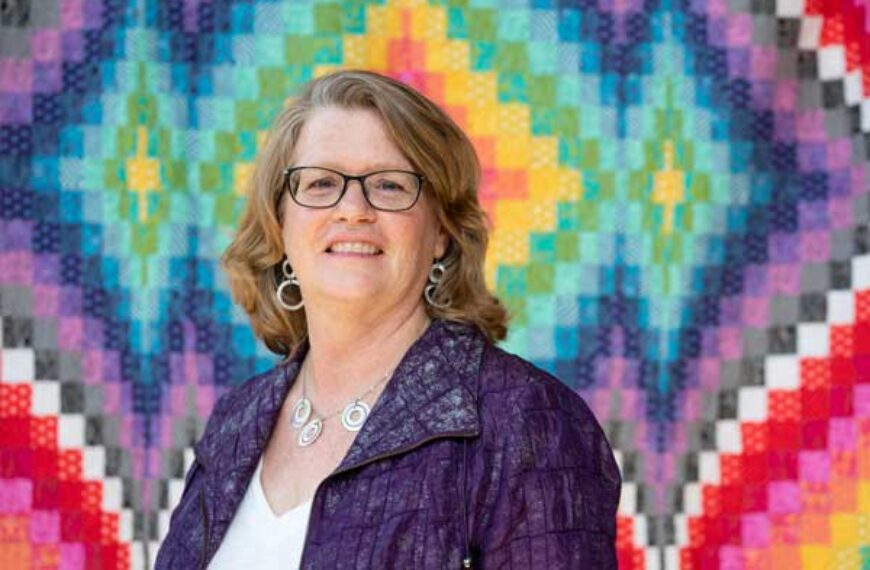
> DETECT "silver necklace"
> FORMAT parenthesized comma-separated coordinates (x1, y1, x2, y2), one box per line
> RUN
(289, 363, 392, 447)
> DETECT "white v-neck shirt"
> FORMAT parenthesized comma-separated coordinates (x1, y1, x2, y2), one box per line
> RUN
(208, 456, 314, 569)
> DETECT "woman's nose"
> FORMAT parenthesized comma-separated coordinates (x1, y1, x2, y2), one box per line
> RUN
(333, 180, 376, 221)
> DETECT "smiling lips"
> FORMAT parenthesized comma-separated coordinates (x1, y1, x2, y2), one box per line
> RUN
(327, 242, 383, 255)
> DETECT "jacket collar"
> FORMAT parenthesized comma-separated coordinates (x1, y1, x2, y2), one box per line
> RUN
(334, 319, 484, 474)
(194, 319, 484, 544)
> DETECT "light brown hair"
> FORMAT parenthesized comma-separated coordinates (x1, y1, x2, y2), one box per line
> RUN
(221, 70, 508, 355)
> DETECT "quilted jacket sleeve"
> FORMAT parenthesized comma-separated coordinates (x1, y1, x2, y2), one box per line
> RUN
(155, 393, 231, 569)
(475, 367, 621, 569)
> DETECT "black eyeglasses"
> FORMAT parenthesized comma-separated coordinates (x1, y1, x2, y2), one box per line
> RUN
(283, 166, 425, 212)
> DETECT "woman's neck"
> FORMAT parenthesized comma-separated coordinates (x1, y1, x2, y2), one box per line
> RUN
(301, 302, 432, 406)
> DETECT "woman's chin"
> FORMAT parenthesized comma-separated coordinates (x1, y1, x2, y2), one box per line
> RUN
(309, 284, 390, 307)
(314, 283, 427, 313)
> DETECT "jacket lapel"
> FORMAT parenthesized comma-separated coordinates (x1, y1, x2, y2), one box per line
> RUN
(193, 348, 304, 564)
(335, 320, 484, 474)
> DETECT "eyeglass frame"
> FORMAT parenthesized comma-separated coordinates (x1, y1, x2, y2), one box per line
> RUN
(282, 166, 426, 212)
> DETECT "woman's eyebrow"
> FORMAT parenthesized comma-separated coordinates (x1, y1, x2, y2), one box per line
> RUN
(292, 161, 415, 173)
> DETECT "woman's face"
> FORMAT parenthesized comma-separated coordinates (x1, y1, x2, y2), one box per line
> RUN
(281, 107, 448, 314)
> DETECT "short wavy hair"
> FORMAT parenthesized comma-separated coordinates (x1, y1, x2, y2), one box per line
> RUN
(222, 70, 508, 355)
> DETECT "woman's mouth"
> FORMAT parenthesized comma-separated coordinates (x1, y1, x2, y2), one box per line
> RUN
(326, 242, 383, 256)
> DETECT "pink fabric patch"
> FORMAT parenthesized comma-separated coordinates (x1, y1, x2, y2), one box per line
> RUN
(29, 510, 60, 544)
(0, 479, 33, 513)
(768, 481, 801, 514)
(727, 14, 752, 46)
(60, 0, 85, 29)
(750, 46, 776, 79)
(828, 417, 856, 451)
(32, 285, 60, 317)
(742, 297, 769, 328)
(31, 30, 61, 63)
(741, 513, 771, 548)
(720, 327, 743, 359)
(0, 252, 34, 284)
(59, 542, 85, 570)
(0, 59, 32, 92)
(800, 231, 830, 262)
(58, 317, 84, 351)
(798, 450, 831, 483)
(773, 80, 797, 111)
(853, 385, 870, 418)
(81, 350, 103, 384)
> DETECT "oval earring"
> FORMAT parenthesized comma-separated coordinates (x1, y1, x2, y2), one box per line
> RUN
(424, 261, 451, 309)
(276, 260, 304, 311)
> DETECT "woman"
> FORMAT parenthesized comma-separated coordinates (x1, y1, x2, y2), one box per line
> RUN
(156, 70, 621, 569)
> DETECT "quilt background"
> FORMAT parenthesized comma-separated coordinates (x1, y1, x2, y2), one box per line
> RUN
(2, 0, 870, 568)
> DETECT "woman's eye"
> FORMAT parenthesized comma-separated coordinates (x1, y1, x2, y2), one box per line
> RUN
(374, 179, 405, 192)
(307, 178, 339, 189)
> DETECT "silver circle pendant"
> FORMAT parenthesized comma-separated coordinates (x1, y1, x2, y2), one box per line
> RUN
(291, 398, 311, 429)
(298, 419, 322, 446)
(341, 400, 370, 432)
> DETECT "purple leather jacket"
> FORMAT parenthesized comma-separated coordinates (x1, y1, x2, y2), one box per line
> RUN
(156, 320, 621, 568)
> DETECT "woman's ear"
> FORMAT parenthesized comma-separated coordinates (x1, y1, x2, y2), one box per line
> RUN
(434, 223, 449, 260)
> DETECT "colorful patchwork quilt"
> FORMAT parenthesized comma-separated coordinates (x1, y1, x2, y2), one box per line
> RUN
(1, 0, 869, 568)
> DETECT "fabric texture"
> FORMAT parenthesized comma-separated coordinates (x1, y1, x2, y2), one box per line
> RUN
(155, 320, 621, 569)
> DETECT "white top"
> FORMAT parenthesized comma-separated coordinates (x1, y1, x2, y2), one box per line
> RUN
(208, 457, 314, 569)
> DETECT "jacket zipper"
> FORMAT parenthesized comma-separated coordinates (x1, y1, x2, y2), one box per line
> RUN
(461, 438, 473, 569)
(297, 428, 479, 568)
(199, 489, 210, 570)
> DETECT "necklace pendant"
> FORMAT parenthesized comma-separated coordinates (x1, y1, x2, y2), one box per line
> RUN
(298, 418, 322, 446)
(341, 400, 370, 432)
(291, 398, 312, 429)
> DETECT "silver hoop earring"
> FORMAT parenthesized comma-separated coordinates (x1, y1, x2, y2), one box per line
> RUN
(424, 261, 451, 309)
(276, 260, 304, 311)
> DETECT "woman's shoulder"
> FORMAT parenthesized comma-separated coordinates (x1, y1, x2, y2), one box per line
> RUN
(471, 341, 622, 549)
(208, 361, 291, 422)
(194, 359, 296, 464)
(476, 342, 620, 481)
(477, 342, 597, 423)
